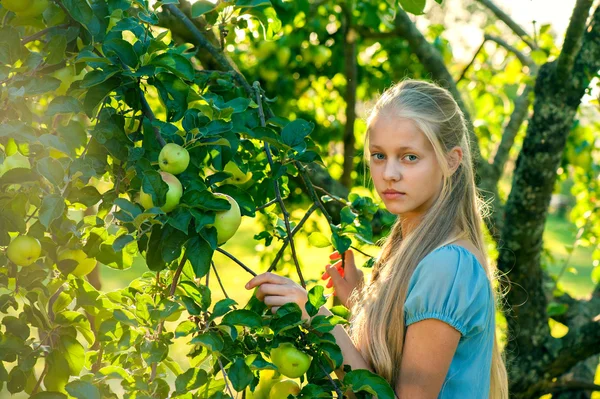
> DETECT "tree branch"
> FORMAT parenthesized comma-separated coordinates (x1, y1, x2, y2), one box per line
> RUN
(545, 379, 600, 394)
(215, 248, 257, 276)
(21, 24, 70, 45)
(254, 82, 306, 288)
(555, 0, 595, 81)
(340, 2, 358, 189)
(546, 319, 600, 380)
(457, 39, 486, 83)
(476, 0, 539, 50)
(484, 34, 535, 69)
(163, 4, 253, 94)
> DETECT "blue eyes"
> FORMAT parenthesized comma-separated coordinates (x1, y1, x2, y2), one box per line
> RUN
(371, 153, 418, 162)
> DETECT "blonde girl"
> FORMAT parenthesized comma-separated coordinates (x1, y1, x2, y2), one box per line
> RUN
(246, 79, 509, 398)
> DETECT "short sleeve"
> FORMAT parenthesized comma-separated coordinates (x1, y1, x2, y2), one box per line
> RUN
(404, 245, 492, 337)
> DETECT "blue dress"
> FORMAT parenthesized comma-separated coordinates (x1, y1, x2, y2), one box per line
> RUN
(404, 244, 495, 398)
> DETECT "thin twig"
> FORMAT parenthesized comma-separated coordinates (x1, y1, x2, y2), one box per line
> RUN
(211, 261, 233, 303)
(267, 204, 318, 272)
(458, 39, 486, 83)
(21, 24, 70, 45)
(150, 255, 187, 381)
(217, 357, 236, 398)
(313, 185, 348, 206)
(30, 360, 49, 395)
(254, 82, 306, 288)
(216, 248, 257, 276)
(255, 198, 277, 212)
(139, 87, 166, 148)
(350, 245, 374, 259)
(317, 361, 344, 398)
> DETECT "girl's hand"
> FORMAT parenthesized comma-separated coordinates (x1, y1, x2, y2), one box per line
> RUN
(245, 272, 310, 320)
(321, 250, 364, 308)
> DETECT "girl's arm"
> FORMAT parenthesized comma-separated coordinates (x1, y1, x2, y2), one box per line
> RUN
(396, 319, 460, 398)
(316, 306, 373, 375)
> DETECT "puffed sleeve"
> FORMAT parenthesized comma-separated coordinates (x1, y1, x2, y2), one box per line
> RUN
(404, 245, 493, 337)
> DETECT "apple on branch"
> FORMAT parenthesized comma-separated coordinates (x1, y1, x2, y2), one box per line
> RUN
(7, 235, 42, 267)
(139, 171, 183, 213)
(207, 193, 242, 245)
(269, 342, 312, 379)
(269, 380, 301, 399)
(158, 143, 190, 175)
(57, 249, 97, 277)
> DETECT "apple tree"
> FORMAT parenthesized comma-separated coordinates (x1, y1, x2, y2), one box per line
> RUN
(0, 0, 449, 397)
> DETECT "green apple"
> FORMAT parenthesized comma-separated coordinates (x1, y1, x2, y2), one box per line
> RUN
(0, 151, 31, 177)
(139, 171, 183, 213)
(158, 143, 190, 175)
(269, 380, 300, 399)
(7, 236, 42, 266)
(57, 249, 96, 277)
(207, 193, 241, 245)
(0, 0, 33, 12)
(223, 162, 252, 185)
(270, 343, 312, 379)
(15, 0, 48, 17)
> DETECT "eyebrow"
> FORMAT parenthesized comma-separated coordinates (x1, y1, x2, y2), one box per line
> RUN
(369, 144, 418, 152)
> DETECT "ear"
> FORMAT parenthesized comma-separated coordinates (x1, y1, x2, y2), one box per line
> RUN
(447, 146, 463, 175)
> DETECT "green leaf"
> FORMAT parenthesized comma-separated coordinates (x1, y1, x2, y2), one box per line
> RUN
(103, 38, 139, 69)
(280, 119, 314, 147)
(62, 0, 102, 39)
(182, 190, 230, 211)
(112, 235, 135, 252)
(175, 368, 208, 394)
(190, 331, 224, 352)
(45, 35, 67, 65)
(320, 341, 343, 369)
(305, 285, 326, 317)
(47, 96, 83, 116)
(398, 0, 427, 15)
(211, 298, 237, 319)
(67, 186, 102, 207)
(185, 236, 214, 278)
(179, 280, 211, 311)
(308, 232, 331, 248)
(154, 72, 189, 122)
(331, 231, 351, 254)
(30, 393, 68, 399)
(150, 53, 195, 81)
(59, 335, 85, 375)
(168, 207, 193, 233)
(65, 380, 101, 399)
(228, 358, 254, 391)
(83, 77, 121, 118)
(547, 302, 569, 317)
(39, 194, 65, 228)
(0, 27, 23, 65)
(343, 369, 396, 399)
(36, 157, 65, 187)
(141, 340, 168, 364)
(221, 309, 262, 328)
(191, 1, 217, 17)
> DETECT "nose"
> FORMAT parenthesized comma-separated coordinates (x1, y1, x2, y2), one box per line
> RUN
(383, 160, 402, 181)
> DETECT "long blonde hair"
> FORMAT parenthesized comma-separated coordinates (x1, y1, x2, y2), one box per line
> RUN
(349, 79, 508, 398)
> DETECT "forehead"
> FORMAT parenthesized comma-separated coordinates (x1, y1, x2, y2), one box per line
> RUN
(368, 114, 431, 151)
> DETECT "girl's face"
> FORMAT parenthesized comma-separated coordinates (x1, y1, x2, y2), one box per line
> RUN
(368, 114, 444, 217)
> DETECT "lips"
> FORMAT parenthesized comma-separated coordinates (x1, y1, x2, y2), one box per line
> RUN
(383, 190, 405, 194)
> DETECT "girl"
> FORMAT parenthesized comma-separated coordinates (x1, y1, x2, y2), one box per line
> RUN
(245, 79, 509, 398)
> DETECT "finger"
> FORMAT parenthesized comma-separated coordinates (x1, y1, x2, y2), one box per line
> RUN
(255, 283, 289, 301)
(321, 268, 330, 280)
(246, 272, 290, 290)
(263, 295, 291, 307)
(329, 251, 341, 261)
(326, 278, 334, 288)
(325, 264, 345, 287)
(271, 306, 280, 314)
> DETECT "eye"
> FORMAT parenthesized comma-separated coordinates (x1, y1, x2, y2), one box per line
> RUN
(404, 154, 418, 162)
(371, 153, 385, 161)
